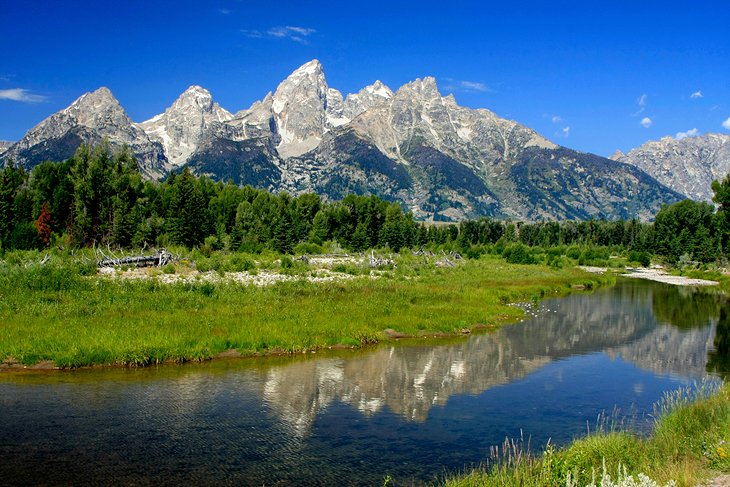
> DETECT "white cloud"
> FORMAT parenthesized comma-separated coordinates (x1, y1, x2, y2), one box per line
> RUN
(459, 81, 490, 92)
(633, 93, 647, 116)
(562, 126, 571, 137)
(442, 78, 491, 94)
(551, 115, 562, 123)
(676, 128, 699, 139)
(218, 8, 231, 14)
(723, 117, 730, 130)
(690, 91, 703, 99)
(0, 88, 47, 103)
(267, 26, 316, 43)
(640, 117, 653, 128)
(242, 25, 316, 43)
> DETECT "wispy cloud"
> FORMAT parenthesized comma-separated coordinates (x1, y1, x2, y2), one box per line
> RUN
(242, 25, 317, 44)
(723, 117, 730, 130)
(442, 78, 491, 93)
(640, 117, 653, 128)
(690, 91, 703, 99)
(676, 128, 699, 139)
(0, 88, 47, 103)
(459, 81, 490, 92)
(218, 8, 231, 15)
(551, 115, 562, 124)
(561, 126, 571, 137)
(633, 93, 647, 116)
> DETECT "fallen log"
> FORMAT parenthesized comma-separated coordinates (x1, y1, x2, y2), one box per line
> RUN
(97, 249, 175, 268)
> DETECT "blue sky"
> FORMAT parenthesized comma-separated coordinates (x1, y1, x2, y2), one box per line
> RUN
(1, 0, 728, 157)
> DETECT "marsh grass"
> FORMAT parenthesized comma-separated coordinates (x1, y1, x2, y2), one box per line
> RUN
(444, 381, 730, 487)
(0, 253, 610, 368)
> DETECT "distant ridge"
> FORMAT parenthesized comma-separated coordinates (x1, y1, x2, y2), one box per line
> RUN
(611, 133, 730, 202)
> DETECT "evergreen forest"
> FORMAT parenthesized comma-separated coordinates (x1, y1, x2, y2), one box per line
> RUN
(1, 143, 729, 267)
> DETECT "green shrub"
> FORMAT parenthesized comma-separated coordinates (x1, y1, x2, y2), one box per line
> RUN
(566, 245, 582, 259)
(502, 243, 537, 264)
(227, 254, 255, 272)
(280, 255, 294, 269)
(628, 250, 651, 267)
(294, 242, 324, 255)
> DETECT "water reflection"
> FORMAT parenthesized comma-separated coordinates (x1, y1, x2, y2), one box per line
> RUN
(652, 284, 724, 329)
(707, 302, 730, 378)
(1, 279, 726, 486)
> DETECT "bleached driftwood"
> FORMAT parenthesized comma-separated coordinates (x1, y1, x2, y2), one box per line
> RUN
(369, 250, 396, 268)
(97, 248, 175, 268)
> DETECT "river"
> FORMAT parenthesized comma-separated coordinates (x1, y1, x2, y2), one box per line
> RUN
(1, 279, 727, 485)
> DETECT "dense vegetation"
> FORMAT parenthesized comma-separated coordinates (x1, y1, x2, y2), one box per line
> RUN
(1, 143, 728, 267)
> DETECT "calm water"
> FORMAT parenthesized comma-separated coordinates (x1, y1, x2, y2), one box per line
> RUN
(1, 279, 728, 486)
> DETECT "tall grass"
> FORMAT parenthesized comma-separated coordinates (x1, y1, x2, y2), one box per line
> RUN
(0, 253, 611, 368)
(444, 381, 730, 487)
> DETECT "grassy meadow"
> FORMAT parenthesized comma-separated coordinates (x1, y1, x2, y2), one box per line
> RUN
(0, 250, 612, 368)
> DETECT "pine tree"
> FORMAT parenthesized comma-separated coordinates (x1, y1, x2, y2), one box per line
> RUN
(167, 168, 207, 247)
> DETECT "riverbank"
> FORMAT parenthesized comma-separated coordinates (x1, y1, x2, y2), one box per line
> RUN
(444, 382, 730, 487)
(0, 254, 613, 369)
(580, 265, 725, 288)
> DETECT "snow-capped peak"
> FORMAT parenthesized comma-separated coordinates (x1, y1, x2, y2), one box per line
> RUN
(139, 85, 232, 167)
(364, 80, 393, 99)
(175, 85, 214, 110)
(291, 59, 323, 77)
(270, 59, 336, 158)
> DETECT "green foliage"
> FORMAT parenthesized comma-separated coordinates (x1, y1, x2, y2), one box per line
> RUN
(628, 250, 651, 267)
(502, 243, 537, 264)
(712, 174, 730, 255)
(280, 255, 294, 269)
(1, 143, 727, 270)
(654, 199, 718, 264)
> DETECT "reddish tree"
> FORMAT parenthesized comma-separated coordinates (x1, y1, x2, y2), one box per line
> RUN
(35, 202, 53, 246)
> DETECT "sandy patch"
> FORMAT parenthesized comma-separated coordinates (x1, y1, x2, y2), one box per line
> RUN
(622, 267, 719, 287)
(579, 265, 719, 287)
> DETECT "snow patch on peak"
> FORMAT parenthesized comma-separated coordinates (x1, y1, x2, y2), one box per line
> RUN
(141, 112, 165, 125)
(365, 80, 393, 99)
(290, 59, 323, 78)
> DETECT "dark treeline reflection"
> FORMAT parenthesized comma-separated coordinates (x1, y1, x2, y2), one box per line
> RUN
(652, 285, 725, 329)
(707, 303, 730, 378)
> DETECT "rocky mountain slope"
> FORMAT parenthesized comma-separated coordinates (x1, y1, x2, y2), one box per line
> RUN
(1, 60, 683, 220)
(2, 87, 167, 178)
(611, 133, 730, 203)
(0, 141, 12, 154)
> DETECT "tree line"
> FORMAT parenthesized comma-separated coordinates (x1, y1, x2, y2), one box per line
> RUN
(1, 143, 728, 264)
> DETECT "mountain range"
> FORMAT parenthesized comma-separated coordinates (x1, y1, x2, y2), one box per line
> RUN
(611, 133, 730, 203)
(1, 60, 696, 221)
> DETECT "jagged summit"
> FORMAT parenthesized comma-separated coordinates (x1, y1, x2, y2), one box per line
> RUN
(269, 59, 341, 158)
(139, 85, 232, 168)
(287, 59, 323, 77)
(613, 132, 730, 202)
(344, 80, 394, 119)
(1, 60, 684, 221)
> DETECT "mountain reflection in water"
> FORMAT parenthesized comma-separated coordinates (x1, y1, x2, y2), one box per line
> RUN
(0, 279, 726, 486)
